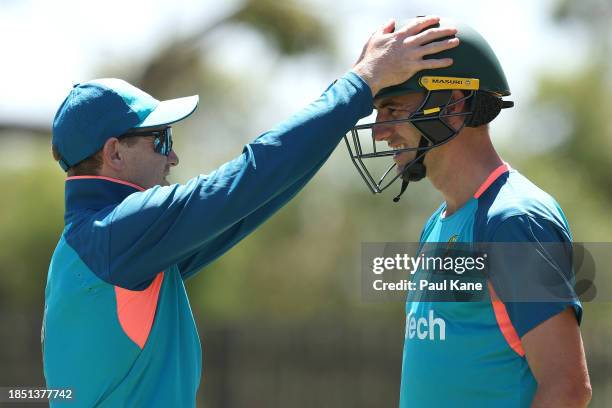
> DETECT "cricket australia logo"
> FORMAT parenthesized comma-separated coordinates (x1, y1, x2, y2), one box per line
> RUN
(442, 234, 459, 258)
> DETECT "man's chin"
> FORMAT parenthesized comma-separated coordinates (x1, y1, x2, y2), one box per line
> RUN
(393, 158, 411, 174)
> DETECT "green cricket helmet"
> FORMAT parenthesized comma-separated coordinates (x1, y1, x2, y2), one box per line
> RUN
(344, 18, 514, 202)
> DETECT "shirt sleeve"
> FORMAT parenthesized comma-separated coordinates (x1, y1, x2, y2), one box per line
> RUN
(100, 72, 373, 289)
(489, 214, 582, 338)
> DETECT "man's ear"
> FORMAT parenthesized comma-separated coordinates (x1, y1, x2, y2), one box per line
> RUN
(444, 90, 468, 129)
(101, 138, 124, 171)
(449, 90, 466, 113)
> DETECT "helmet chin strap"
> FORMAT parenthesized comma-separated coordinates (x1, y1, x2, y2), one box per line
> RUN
(393, 136, 429, 202)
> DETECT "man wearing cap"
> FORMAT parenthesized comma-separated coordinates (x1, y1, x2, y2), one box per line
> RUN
(43, 17, 459, 406)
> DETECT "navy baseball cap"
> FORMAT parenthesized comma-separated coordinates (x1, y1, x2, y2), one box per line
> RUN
(52, 78, 199, 171)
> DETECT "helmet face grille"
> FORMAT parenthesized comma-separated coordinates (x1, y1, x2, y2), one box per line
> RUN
(344, 90, 473, 196)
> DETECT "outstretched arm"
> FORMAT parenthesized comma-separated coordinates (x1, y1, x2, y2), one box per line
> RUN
(96, 16, 459, 289)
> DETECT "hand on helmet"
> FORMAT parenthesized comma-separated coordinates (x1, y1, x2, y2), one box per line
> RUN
(352, 16, 459, 97)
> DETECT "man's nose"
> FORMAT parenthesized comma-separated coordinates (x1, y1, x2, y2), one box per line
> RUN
(168, 150, 179, 166)
(373, 125, 394, 142)
(372, 111, 393, 142)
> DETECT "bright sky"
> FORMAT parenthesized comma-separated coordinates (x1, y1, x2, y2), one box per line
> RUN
(0, 0, 585, 131)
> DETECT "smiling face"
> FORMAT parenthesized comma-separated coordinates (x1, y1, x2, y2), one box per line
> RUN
(373, 92, 427, 171)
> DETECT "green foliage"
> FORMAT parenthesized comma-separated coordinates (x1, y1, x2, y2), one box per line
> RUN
(0, 138, 64, 308)
(552, 0, 612, 31)
(515, 4, 612, 401)
(231, 0, 332, 55)
(516, 0, 612, 241)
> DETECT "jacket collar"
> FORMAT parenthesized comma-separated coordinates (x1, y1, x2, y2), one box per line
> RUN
(65, 176, 144, 220)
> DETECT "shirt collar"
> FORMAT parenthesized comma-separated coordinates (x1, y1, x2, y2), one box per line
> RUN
(473, 162, 511, 199)
(65, 176, 145, 220)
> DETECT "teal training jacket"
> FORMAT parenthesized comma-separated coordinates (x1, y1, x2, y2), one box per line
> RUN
(43, 73, 373, 407)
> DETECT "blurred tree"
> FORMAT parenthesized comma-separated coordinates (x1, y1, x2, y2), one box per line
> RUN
(0, 0, 332, 135)
(121, 0, 333, 97)
(517, 0, 612, 240)
(553, 0, 612, 43)
(516, 3, 612, 404)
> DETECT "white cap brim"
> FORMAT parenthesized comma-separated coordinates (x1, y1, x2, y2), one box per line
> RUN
(136, 95, 199, 128)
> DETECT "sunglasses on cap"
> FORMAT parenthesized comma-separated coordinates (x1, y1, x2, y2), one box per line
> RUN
(119, 127, 173, 156)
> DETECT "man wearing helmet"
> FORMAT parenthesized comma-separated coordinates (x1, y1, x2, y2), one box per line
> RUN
(345, 19, 591, 407)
